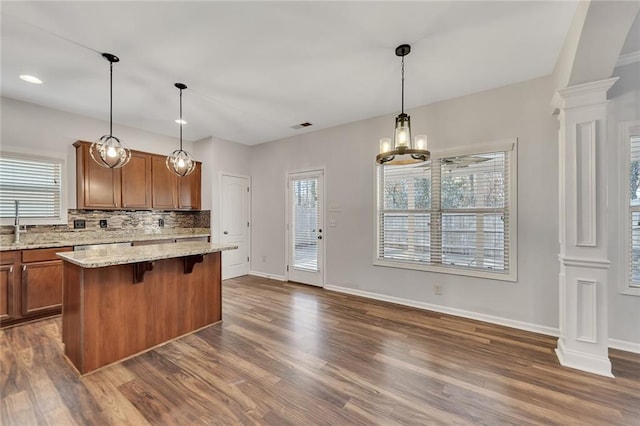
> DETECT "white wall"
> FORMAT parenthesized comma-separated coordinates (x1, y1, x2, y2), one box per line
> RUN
(607, 61, 640, 345)
(251, 76, 561, 330)
(0, 96, 193, 210)
(193, 136, 251, 242)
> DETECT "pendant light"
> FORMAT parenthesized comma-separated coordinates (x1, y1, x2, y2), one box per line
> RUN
(90, 53, 131, 168)
(166, 83, 196, 177)
(376, 44, 430, 165)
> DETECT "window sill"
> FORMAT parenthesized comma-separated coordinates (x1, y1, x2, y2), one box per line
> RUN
(373, 259, 517, 282)
(620, 287, 640, 297)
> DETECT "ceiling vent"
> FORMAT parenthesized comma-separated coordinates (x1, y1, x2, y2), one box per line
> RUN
(291, 122, 312, 129)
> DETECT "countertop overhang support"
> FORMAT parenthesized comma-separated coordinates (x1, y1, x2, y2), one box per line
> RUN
(133, 261, 154, 283)
(184, 254, 204, 274)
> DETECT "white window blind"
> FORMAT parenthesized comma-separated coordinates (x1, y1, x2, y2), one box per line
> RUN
(629, 135, 640, 288)
(290, 177, 319, 272)
(0, 153, 63, 222)
(377, 147, 513, 278)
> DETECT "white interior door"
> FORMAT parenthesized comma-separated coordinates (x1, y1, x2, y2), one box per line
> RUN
(287, 170, 324, 287)
(222, 174, 250, 279)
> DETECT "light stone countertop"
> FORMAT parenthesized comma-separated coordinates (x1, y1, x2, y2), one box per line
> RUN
(0, 229, 211, 251)
(57, 241, 238, 268)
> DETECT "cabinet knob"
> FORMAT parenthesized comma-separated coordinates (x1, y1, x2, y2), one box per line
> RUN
(9, 266, 13, 273)
(223, 231, 229, 235)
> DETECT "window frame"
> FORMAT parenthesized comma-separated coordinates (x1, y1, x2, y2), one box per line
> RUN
(373, 138, 518, 282)
(0, 151, 67, 226)
(620, 121, 640, 297)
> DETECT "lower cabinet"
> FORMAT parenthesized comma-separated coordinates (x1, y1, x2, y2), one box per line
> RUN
(0, 252, 18, 321)
(0, 247, 72, 328)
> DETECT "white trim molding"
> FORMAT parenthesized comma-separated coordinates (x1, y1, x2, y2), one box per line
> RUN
(616, 50, 640, 68)
(575, 121, 597, 247)
(249, 271, 287, 281)
(558, 255, 611, 269)
(555, 339, 613, 378)
(324, 284, 560, 337)
(609, 339, 640, 354)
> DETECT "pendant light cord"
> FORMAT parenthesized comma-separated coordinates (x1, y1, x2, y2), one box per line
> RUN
(401, 55, 405, 115)
(179, 88, 183, 151)
(109, 59, 113, 137)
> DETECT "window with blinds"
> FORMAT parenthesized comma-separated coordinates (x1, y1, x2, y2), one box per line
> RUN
(629, 135, 640, 288)
(0, 153, 64, 224)
(376, 142, 516, 280)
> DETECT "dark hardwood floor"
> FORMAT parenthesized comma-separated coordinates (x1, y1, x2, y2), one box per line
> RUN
(1, 275, 639, 425)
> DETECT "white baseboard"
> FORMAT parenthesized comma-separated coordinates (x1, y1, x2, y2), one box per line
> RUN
(555, 339, 613, 377)
(249, 271, 287, 281)
(324, 284, 560, 337)
(609, 338, 640, 354)
(324, 284, 640, 354)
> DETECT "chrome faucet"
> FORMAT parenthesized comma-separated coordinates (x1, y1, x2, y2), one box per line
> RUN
(14, 200, 24, 244)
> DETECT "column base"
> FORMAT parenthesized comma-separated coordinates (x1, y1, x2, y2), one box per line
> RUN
(555, 338, 613, 378)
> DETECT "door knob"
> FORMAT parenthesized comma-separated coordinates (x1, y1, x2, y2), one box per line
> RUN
(223, 231, 229, 235)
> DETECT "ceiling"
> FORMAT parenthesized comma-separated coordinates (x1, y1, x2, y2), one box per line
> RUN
(1, 1, 579, 146)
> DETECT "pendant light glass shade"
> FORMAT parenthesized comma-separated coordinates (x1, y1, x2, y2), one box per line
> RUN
(167, 83, 196, 177)
(91, 53, 131, 169)
(376, 44, 430, 166)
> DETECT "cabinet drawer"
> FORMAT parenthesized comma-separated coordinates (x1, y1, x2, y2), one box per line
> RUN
(22, 247, 73, 263)
(1, 251, 19, 265)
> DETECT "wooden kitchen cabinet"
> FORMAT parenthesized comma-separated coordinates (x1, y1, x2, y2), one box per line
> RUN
(0, 251, 18, 321)
(75, 141, 153, 210)
(151, 154, 202, 210)
(121, 151, 152, 208)
(75, 141, 121, 209)
(178, 163, 201, 210)
(76, 142, 201, 211)
(151, 155, 179, 209)
(0, 247, 72, 328)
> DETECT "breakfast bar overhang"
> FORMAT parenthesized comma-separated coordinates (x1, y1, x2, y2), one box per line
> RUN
(57, 241, 237, 375)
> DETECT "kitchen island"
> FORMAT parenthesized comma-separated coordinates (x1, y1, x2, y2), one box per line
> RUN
(57, 241, 237, 375)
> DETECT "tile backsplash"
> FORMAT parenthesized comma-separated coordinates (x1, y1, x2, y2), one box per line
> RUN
(0, 209, 210, 235)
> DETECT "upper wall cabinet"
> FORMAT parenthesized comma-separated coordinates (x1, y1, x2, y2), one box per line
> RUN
(151, 154, 201, 210)
(75, 141, 201, 211)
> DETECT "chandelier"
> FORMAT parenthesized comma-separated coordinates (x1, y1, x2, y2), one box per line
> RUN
(90, 53, 131, 168)
(166, 83, 196, 177)
(376, 44, 430, 165)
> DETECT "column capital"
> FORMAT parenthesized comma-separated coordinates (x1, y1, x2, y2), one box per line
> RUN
(552, 77, 619, 113)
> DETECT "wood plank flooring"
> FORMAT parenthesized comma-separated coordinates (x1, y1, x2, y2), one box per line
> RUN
(2, 275, 639, 425)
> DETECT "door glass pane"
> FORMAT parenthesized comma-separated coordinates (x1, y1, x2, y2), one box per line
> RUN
(291, 177, 319, 271)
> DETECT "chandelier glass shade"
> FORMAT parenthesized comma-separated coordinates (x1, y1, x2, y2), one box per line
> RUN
(166, 83, 196, 177)
(376, 44, 430, 166)
(90, 53, 131, 169)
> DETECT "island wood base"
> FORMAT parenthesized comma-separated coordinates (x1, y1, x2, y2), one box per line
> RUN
(62, 252, 221, 374)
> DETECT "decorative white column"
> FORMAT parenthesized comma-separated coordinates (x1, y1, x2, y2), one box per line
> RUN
(553, 77, 618, 377)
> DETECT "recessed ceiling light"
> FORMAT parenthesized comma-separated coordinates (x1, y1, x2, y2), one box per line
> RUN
(19, 74, 43, 84)
(175, 118, 187, 125)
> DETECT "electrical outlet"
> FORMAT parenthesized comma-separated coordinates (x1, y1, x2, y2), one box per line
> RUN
(158, 218, 165, 227)
(434, 284, 443, 295)
(99, 219, 108, 228)
(73, 219, 86, 229)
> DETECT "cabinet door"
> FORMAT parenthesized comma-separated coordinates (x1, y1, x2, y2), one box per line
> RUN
(22, 260, 63, 316)
(151, 155, 178, 209)
(178, 162, 201, 210)
(0, 264, 15, 320)
(121, 151, 152, 208)
(75, 141, 121, 209)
